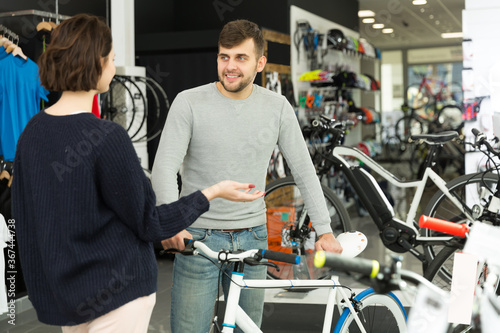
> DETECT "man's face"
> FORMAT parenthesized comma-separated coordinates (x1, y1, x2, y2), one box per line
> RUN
(217, 38, 266, 95)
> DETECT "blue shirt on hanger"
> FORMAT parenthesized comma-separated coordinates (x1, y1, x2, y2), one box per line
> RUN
(0, 47, 49, 161)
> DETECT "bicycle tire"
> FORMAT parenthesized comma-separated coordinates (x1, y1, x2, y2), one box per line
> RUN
(395, 115, 426, 143)
(334, 288, 407, 333)
(423, 245, 459, 292)
(116, 76, 148, 140)
(421, 172, 499, 264)
(264, 176, 351, 279)
(436, 104, 464, 132)
(407, 83, 432, 110)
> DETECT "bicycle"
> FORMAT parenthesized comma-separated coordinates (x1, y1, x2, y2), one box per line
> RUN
(265, 116, 499, 281)
(417, 215, 500, 332)
(314, 244, 450, 333)
(395, 103, 464, 147)
(406, 73, 463, 111)
(164, 232, 409, 333)
(419, 129, 500, 292)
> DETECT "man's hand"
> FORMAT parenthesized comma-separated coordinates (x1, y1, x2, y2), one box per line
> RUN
(315, 232, 343, 253)
(161, 229, 192, 251)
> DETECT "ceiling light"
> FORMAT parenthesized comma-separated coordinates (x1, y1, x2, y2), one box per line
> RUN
(441, 32, 463, 38)
(362, 18, 375, 23)
(382, 28, 394, 34)
(358, 10, 376, 17)
(373, 23, 385, 29)
(412, 0, 427, 5)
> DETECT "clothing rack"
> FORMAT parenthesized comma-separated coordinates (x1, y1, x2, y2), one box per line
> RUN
(0, 10, 71, 24)
(0, 24, 19, 41)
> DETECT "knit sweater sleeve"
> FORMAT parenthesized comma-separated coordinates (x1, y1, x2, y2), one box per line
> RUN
(96, 123, 209, 242)
(276, 99, 333, 236)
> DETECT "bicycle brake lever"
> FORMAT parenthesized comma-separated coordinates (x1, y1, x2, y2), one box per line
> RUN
(244, 258, 280, 270)
(158, 245, 195, 256)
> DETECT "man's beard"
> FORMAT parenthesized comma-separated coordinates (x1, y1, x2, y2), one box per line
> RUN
(219, 68, 257, 93)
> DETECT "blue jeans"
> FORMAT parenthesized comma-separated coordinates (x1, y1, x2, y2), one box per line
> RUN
(170, 225, 268, 333)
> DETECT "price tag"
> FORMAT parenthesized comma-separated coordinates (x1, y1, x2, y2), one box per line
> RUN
(407, 283, 449, 333)
(448, 252, 477, 325)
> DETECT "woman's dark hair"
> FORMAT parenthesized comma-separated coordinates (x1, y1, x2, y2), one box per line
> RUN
(218, 19, 265, 58)
(38, 14, 112, 92)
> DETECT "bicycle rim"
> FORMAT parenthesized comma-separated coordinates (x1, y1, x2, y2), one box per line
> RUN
(407, 84, 432, 110)
(265, 176, 351, 279)
(422, 173, 499, 265)
(437, 105, 464, 131)
(395, 116, 426, 143)
(334, 289, 407, 333)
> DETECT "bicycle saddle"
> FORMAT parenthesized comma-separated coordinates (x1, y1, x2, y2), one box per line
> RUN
(410, 131, 458, 143)
(336, 231, 367, 258)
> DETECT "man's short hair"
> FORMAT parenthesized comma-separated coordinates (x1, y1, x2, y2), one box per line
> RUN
(38, 14, 112, 92)
(218, 19, 265, 58)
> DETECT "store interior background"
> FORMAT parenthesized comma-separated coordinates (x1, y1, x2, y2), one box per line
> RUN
(3, 0, 500, 332)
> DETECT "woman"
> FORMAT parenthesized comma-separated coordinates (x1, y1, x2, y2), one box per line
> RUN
(11, 14, 263, 332)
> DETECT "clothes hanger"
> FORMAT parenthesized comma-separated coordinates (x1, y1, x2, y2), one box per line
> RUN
(12, 45, 27, 60)
(5, 40, 16, 54)
(48, 18, 58, 30)
(36, 19, 53, 32)
(5, 37, 26, 60)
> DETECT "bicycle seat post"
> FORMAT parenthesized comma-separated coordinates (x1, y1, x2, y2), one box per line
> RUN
(422, 143, 442, 170)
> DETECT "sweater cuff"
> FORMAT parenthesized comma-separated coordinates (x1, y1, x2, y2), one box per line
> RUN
(313, 223, 333, 236)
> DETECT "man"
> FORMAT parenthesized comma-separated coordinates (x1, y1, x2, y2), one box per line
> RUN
(151, 19, 342, 333)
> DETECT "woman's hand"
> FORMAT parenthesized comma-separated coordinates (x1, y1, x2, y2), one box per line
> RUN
(201, 180, 265, 202)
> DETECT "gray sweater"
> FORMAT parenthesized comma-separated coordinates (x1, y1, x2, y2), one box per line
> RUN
(151, 83, 332, 236)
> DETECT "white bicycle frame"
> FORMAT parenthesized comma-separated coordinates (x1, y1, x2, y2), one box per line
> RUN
(221, 270, 367, 333)
(332, 145, 474, 243)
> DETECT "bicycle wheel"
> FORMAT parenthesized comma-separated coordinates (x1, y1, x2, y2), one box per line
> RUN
(334, 289, 407, 333)
(407, 84, 432, 110)
(395, 116, 427, 143)
(425, 243, 498, 301)
(436, 104, 463, 132)
(423, 245, 459, 292)
(265, 176, 351, 279)
(421, 173, 499, 264)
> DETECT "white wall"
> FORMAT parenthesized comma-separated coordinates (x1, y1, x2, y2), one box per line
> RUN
(381, 50, 403, 113)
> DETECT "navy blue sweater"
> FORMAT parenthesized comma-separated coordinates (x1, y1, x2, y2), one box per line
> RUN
(11, 111, 209, 326)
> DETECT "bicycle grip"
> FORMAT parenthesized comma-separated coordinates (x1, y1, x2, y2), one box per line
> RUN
(314, 251, 380, 278)
(418, 215, 469, 238)
(257, 249, 301, 264)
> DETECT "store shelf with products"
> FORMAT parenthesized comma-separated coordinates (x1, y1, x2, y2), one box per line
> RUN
(290, 5, 381, 148)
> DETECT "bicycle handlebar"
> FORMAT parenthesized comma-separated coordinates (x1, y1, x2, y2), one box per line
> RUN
(472, 128, 499, 157)
(314, 251, 381, 278)
(181, 239, 301, 265)
(418, 215, 469, 238)
(314, 251, 446, 295)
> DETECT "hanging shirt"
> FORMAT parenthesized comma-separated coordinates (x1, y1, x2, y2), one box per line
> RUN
(0, 48, 49, 161)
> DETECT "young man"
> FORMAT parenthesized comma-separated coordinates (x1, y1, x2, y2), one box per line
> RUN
(151, 19, 342, 333)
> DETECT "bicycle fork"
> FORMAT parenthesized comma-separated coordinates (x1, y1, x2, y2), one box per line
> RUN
(323, 276, 368, 333)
